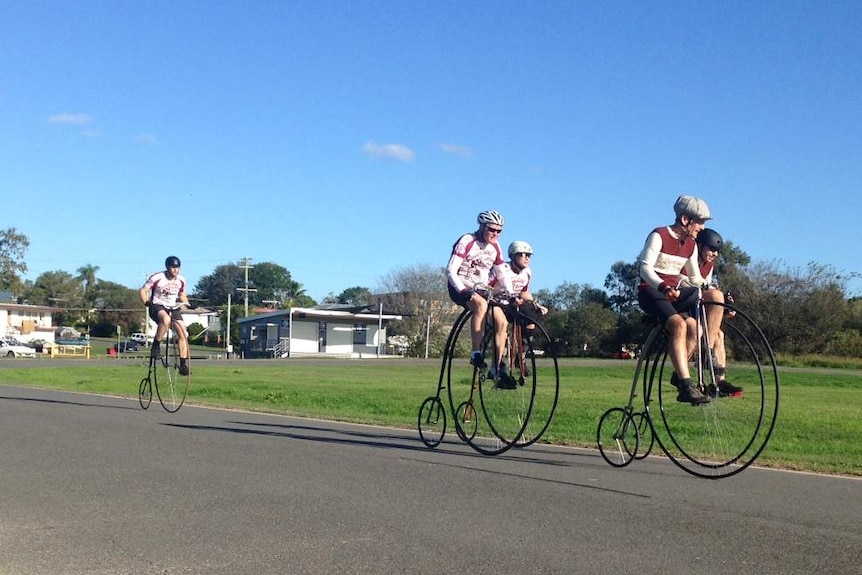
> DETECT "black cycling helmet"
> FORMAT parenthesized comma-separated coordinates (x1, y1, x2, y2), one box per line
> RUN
(165, 255, 182, 268)
(696, 228, 723, 251)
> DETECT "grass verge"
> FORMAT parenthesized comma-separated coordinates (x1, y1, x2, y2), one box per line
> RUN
(1, 358, 860, 477)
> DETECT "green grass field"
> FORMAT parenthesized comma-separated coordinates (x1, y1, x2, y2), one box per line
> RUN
(1, 357, 859, 477)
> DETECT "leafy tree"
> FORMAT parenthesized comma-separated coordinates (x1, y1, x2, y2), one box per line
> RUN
(22, 271, 83, 308)
(604, 260, 639, 315)
(249, 262, 294, 305)
(89, 281, 142, 336)
(194, 261, 314, 309)
(726, 261, 847, 355)
(537, 281, 621, 356)
(0, 227, 29, 293)
(194, 263, 244, 306)
(336, 286, 374, 306)
(376, 264, 452, 357)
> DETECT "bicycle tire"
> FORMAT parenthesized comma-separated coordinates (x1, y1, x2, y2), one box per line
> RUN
(417, 396, 446, 448)
(445, 308, 517, 456)
(476, 307, 536, 452)
(138, 376, 152, 410)
(510, 317, 560, 448)
(631, 411, 654, 460)
(154, 332, 190, 413)
(455, 401, 478, 442)
(649, 302, 779, 479)
(597, 407, 639, 467)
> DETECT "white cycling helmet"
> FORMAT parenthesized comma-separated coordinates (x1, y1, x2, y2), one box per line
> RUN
(673, 195, 712, 220)
(476, 210, 504, 227)
(508, 240, 533, 258)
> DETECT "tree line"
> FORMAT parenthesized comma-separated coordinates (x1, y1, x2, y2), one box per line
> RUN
(2, 226, 860, 358)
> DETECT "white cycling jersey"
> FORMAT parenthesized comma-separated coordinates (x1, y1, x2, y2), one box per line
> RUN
(490, 263, 532, 298)
(446, 233, 513, 294)
(144, 271, 187, 308)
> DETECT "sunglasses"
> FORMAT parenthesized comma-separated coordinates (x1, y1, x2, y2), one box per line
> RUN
(517, 252, 532, 258)
(485, 226, 503, 235)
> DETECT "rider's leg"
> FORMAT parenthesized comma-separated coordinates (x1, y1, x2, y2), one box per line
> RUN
(175, 321, 190, 375)
(492, 306, 508, 375)
(702, 289, 725, 353)
(175, 321, 189, 358)
(151, 310, 169, 357)
(667, 314, 691, 380)
(466, 296, 488, 363)
(668, 314, 710, 404)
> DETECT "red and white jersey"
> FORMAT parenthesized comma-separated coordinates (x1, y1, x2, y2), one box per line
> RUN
(699, 259, 716, 287)
(144, 271, 186, 307)
(638, 226, 703, 292)
(490, 263, 532, 298)
(446, 233, 510, 293)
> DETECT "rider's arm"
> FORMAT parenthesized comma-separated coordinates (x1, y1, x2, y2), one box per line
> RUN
(492, 261, 515, 296)
(683, 253, 708, 288)
(139, 284, 151, 306)
(446, 252, 470, 293)
(638, 231, 668, 291)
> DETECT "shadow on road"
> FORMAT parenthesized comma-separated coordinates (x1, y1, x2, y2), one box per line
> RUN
(165, 419, 648, 498)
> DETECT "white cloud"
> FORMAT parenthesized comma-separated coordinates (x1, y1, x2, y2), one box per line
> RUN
(48, 112, 94, 125)
(438, 142, 475, 158)
(136, 133, 159, 145)
(362, 142, 415, 162)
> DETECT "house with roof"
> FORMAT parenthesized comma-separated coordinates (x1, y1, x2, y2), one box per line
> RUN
(0, 291, 59, 342)
(235, 304, 403, 359)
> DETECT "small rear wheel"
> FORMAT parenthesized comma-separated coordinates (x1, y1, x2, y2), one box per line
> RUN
(418, 396, 446, 448)
(631, 411, 654, 459)
(138, 376, 152, 410)
(454, 401, 478, 442)
(597, 407, 639, 468)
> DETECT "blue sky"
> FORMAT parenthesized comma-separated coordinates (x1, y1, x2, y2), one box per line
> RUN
(2, 1, 860, 302)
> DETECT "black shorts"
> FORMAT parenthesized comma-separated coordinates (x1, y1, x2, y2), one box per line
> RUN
(637, 286, 698, 326)
(448, 283, 472, 307)
(148, 305, 183, 324)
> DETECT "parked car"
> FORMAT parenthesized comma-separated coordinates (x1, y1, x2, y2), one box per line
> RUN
(129, 332, 153, 345)
(114, 339, 142, 353)
(0, 338, 37, 358)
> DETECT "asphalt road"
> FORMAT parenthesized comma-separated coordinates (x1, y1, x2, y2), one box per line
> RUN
(1, 384, 860, 575)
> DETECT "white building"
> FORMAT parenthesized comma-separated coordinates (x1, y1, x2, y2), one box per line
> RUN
(0, 294, 59, 343)
(236, 305, 402, 359)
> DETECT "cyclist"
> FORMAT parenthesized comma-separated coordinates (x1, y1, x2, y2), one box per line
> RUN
(488, 240, 547, 385)
(696, 228, 743, 396)
(636, 195, 724, 404)
(140, 255, 194, 376)
(446, 210, 515, 369)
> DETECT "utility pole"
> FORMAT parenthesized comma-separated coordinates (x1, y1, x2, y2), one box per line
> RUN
(236, 257, 257, 317)
(226, 292, 232, 358)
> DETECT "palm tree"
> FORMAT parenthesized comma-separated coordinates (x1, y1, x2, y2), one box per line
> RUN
(279, 281, 309, 308)
(76, 264, 100, 306)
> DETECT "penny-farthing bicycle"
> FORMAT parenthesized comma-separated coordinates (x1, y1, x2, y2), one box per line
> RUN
(597, 282, 779, 478)
(138, 305, 191, 413)
(418, 288, 559, 455)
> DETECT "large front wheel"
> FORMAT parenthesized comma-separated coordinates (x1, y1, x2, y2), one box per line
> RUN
(154, 337, 190, 413)
(650, 303, 779, 479)
(509, 319, 559, 448)
(445, 309, 518, 456)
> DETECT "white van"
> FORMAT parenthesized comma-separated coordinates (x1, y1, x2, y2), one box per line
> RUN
(130, 332, 153, 345)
